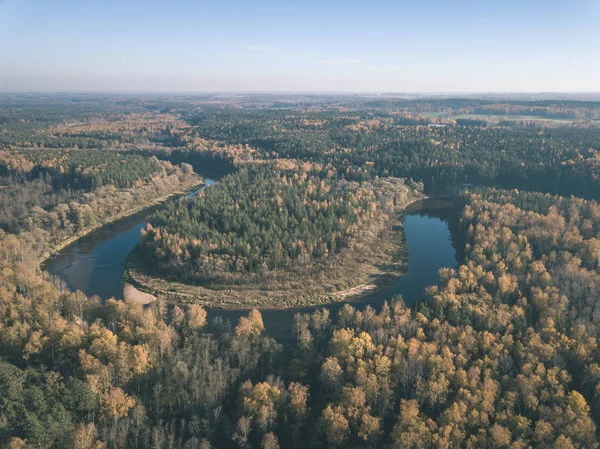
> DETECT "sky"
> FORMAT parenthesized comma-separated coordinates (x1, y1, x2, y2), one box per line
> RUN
(0, 0, 598, 93)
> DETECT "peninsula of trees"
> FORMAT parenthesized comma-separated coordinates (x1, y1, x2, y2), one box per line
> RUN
(130, 164, 421, 306)
(141, 165, 418, 277)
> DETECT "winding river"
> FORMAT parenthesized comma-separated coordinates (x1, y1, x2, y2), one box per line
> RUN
(44, 188, 459, 340)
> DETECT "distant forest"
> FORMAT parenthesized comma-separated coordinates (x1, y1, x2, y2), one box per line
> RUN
(187, 108, 600, 198)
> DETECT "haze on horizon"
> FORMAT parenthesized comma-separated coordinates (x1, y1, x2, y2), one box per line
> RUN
(0, 0, 598, 94)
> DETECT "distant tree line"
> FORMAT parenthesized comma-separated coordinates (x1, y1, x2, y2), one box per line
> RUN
(185, 108, 600, 199)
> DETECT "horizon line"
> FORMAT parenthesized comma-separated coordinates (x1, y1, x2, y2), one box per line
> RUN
(2, 90, 600, 96)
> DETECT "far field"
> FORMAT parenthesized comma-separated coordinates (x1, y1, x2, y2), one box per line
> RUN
(419, 111, 579, 124)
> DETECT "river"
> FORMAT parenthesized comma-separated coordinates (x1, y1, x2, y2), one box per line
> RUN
(44, 191, 459, 341)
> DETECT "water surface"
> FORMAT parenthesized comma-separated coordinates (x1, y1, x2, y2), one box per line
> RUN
(210, 198, 460, 339)
(44, 194, 459, 340)
(44, 180, 213, 299)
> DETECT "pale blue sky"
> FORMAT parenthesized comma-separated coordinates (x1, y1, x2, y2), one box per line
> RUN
(0, 0, 598, 92)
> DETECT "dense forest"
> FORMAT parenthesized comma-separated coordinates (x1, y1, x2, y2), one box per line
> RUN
(0, 106, 202, 257)
(140, 165, 418, 286)
(186, 108, 600, 199)
(3, 187, 600, 448)
(0, 151, 198, 256)
(3, 94, 600, 448)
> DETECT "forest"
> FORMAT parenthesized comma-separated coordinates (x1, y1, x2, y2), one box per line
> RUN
(139, 165, 418, 287)
(186, 108, 600, 198)
(2, 94, 600, 448)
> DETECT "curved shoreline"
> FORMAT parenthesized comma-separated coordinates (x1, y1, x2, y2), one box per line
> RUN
(124, 196, 429, 310)
(39, 179, 205, 267)
(43, 180, 458, 311)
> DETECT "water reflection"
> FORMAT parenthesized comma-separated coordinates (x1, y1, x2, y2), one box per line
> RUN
(44, 195, 459, 341)
(209, 198, 460, 340)
(44, 180, 213, 299)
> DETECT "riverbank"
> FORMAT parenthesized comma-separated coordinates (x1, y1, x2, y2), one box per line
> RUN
(125, 195, 424, 309)
(43, 193, 458, 317)
(39, 177, 204, 266)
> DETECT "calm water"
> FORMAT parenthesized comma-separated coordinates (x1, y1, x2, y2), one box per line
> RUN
(212, 199, 460, 339)
(44, 194, 458, 340)
(44, 180, 213, 299)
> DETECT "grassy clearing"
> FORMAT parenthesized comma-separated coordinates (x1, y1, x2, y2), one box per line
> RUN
(452, 113, 574, 123)
(420, 111, 575, 124)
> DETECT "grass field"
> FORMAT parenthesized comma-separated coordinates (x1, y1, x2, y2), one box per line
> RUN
(420, 111, 577, 124)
